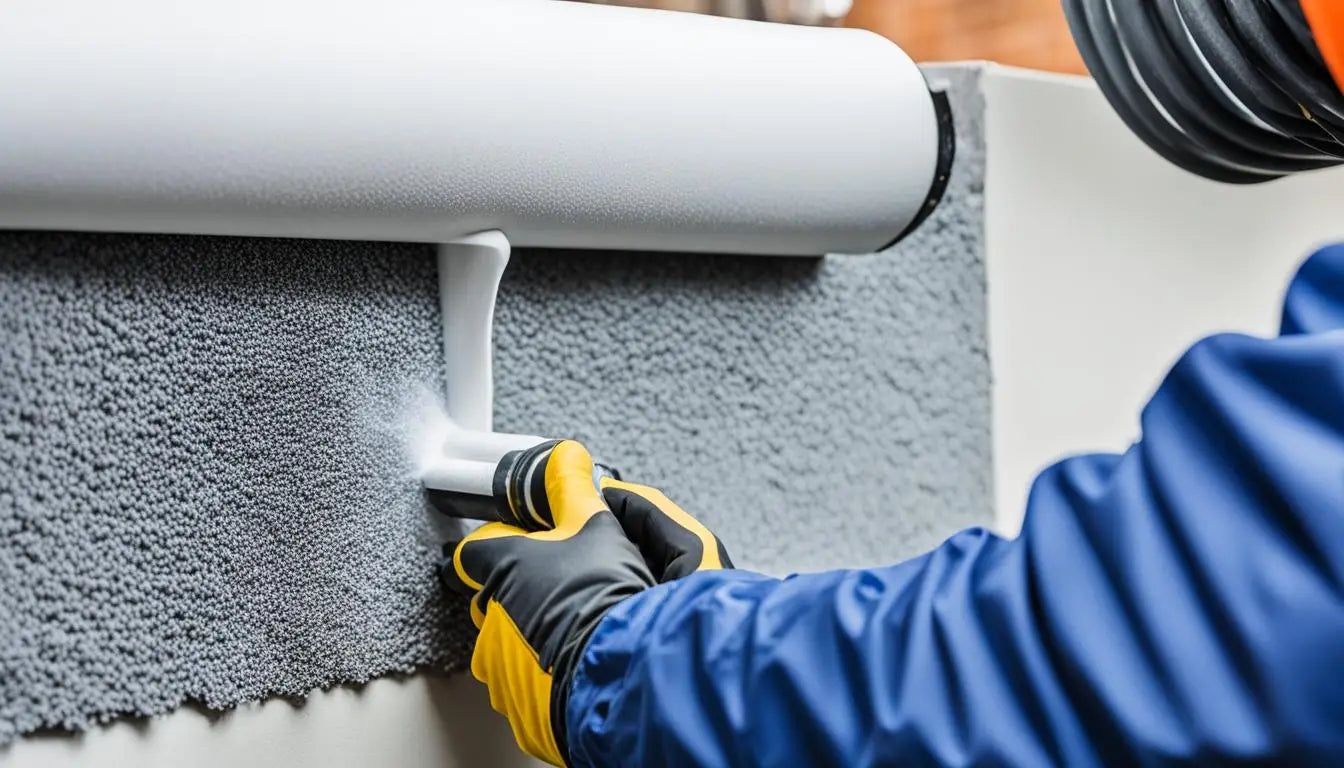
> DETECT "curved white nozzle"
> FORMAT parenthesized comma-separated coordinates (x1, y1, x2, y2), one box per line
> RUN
(421, 231, 546, 496)
(421, 423, 545, 496)
(421, 458, 497, 498)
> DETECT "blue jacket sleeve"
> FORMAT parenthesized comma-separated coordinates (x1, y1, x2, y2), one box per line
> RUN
(565, 245, 1344, 768)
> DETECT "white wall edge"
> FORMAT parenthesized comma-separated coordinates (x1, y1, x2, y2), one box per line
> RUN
(1, 674, 544, 768)
(983, 64, 1344, 536)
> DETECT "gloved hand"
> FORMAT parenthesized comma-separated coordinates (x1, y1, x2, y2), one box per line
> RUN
(438, 439, 732, 766)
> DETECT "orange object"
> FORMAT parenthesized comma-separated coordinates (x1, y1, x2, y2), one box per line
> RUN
(1302, 0, 1344, 90)
(845, 0, 1086, 75)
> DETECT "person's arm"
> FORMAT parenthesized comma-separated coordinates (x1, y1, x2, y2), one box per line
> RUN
(565, 245, 1344, 767)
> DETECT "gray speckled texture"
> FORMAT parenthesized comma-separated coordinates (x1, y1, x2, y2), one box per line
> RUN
(0, 236, 469, 744)
(0, 64, 988, 743)
(495, 64, 989, 575)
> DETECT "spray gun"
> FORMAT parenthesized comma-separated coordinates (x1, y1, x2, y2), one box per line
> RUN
(426, 440, 620, 531)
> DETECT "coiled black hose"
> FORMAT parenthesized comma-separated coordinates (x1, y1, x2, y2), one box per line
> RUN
(1063, 0, 1344, 182)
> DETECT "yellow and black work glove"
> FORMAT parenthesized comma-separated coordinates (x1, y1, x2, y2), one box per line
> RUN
(600, 477, 734, 581)
(437, 439, 732, 766)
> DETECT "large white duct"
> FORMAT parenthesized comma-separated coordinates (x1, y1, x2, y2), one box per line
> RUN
(0, 0, 951, 256)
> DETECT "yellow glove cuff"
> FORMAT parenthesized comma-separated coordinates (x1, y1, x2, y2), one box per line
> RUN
(471, 599, 565, 766)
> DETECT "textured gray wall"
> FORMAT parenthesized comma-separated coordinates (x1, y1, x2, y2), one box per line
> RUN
(0, 65, 988, 744)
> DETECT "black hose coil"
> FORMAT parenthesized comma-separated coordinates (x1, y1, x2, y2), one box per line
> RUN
(1063, 0, 1344, 183)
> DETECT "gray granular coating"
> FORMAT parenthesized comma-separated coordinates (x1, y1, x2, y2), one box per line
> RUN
(0, 64, 990, 743)
(0, 235, 472, 744)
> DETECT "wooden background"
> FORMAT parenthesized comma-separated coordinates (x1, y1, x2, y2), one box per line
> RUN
(847, 0, 1085, 74)
(582, 0, 1088, 75)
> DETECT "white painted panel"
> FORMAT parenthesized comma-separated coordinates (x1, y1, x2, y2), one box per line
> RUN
(1, 675, 543, 768)
(984, 66, 1344, 535)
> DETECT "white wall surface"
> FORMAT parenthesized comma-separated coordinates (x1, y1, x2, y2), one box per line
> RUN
(984, 66, 1344, 535)
(1, 674, 544, 768)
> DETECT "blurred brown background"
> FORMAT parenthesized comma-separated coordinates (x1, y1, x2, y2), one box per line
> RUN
(583, 0, 1086, 75)
(848, 0, 1084, 74)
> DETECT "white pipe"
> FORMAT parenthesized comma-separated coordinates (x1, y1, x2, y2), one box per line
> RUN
(437, 232, 512, 435)
(441, 428, 546, 465)
(0, 0, 944, 256)
(425, 232, 545, 495)
(421, 458, 499, 498)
